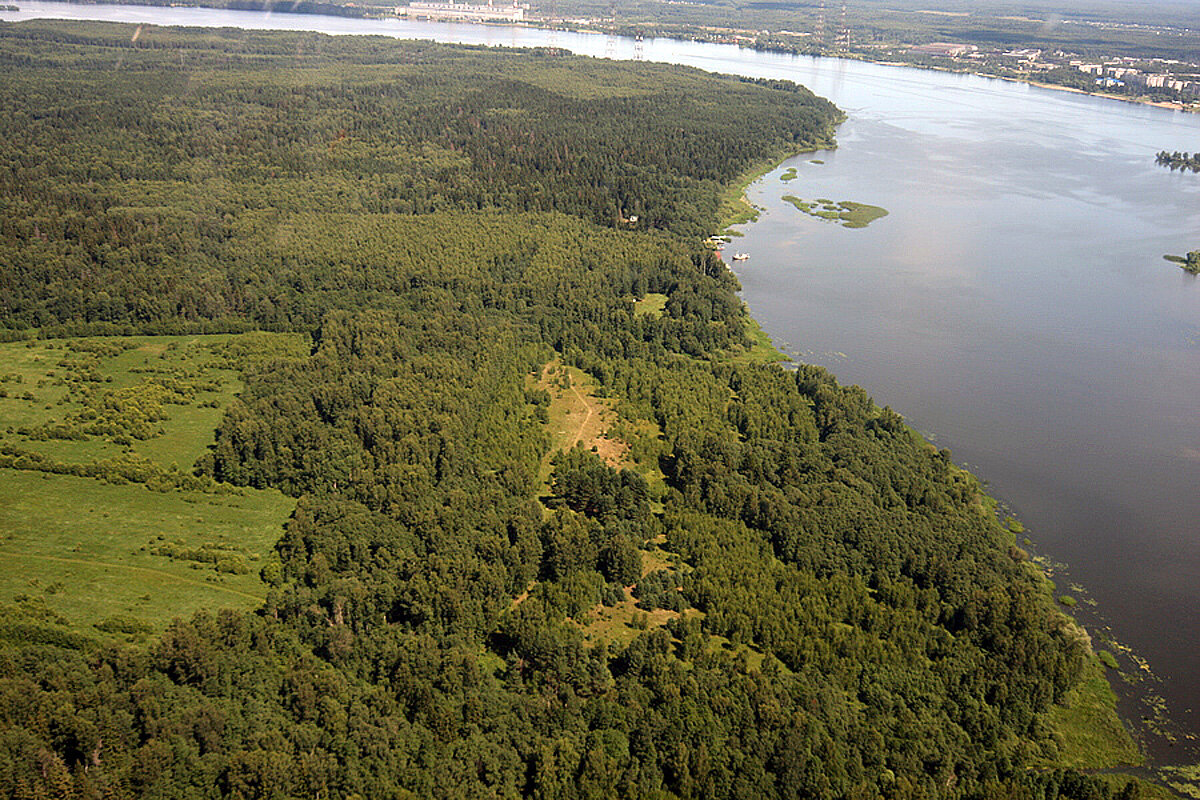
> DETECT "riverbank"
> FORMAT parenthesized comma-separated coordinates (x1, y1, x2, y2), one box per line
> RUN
(14, 0, 1198, 114)
(720, 130, 1200, 792)
(989, 72, 1197, 113)
(719, 142, 1160, 786)
(3, 9, 1196, 791)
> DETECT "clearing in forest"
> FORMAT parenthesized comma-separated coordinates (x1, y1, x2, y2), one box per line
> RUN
(535, 361, 630, 482)
(0, 333, 302, 641)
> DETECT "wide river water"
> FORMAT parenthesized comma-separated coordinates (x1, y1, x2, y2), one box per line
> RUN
(5, 0, 1200, 762)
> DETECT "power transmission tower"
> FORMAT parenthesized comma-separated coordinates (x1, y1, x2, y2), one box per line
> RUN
(836, 0, 850, 53)
(814, 0, 825, 52)
(605, 0, 616, 58)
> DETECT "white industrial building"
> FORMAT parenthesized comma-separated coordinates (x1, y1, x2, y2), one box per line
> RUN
(398, 1, 526, 22)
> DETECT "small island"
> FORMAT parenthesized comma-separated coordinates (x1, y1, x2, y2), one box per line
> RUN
(1164, 250, 1200, 274)
(1155, 151, 1200, 173)
(779, 167, 798, 182)
(783, 195, 889, 228)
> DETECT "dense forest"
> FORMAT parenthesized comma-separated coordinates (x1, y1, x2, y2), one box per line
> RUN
(0, 20, 1145, 800)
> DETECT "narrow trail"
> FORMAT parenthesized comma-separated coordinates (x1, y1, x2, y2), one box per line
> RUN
(568, 381, 596, 449)
(0, 551, 266, 603)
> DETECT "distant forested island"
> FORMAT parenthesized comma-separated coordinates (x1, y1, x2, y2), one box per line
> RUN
(1156, 150, 1200, 172)
(0, 20, 1149, 800)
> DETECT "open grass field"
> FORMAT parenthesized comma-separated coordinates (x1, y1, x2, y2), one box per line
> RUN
(0, 335, 248, 467)
(0, 470, 291, 640)
(0, 333, 302, 640)
(632, 292, 668, 318)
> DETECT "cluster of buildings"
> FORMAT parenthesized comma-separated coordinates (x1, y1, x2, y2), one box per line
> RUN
(1073, 61, 1198, 95)
(904, 42, 1198, 100)
(397, 0, 527, 22)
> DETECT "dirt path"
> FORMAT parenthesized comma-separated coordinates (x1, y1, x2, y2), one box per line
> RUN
(537, 362, 630, 474)
(568, 381, 596, 449)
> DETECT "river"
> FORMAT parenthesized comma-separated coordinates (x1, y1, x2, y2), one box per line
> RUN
(4, 0, 1200, 763)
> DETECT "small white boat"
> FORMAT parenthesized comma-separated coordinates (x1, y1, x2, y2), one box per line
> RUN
(731, 252, 749, 261)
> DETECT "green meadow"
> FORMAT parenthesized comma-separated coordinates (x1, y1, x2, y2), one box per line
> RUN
(0, 334, 301, 640)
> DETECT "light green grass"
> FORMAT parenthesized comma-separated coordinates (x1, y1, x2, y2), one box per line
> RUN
(633, 292, 669, 318)
(1, 336, 239, 468)
(726, 317, 789, 366)
(838, 200, 890, 228)
(717, 147, 801, 232)
(0, 333, 303, 639)
(0, 333, 303, 470)
(0, 469, 292, 640)
(1040, 655, 1142, 769)
(782, 196, 889, 228)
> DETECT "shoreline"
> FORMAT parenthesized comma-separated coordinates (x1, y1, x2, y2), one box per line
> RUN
(13, 0, 1198, 114)
(717, 142, 1197, 786)
(984, 72, 1194, 112)
(6, 5, 1193, 787)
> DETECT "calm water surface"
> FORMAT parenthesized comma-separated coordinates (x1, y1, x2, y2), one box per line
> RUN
(5, 0, 1200, 759)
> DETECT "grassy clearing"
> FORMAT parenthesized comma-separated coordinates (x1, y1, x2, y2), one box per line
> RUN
(574, 588, 697, 650)
(701, 632, 777, 672)
(1040, 655, 1143, 769)
(573, 542, 696, 649)
(0, 333, 302, 638)
(0, 469, 291, 640)
(531, 362, 685, 650)
(1, 335, 235, 467)
(536, 362, 631, 486)
(725, 317, 790, 366)
(0, 333, 306, 469)
(632, 292, 668, 318)
(535, 359, 669, 502)
(782, 195, 889, 229)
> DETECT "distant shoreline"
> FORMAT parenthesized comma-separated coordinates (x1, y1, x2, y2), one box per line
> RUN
(13, 0, 1198, 114)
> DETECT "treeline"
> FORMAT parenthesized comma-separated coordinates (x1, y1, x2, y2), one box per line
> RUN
(0, 21, 834, 334)
(0, 20, 1137, 800)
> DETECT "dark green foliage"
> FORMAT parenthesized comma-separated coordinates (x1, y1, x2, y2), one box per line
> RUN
(551, 447, 650, 523)
(0, 20, 1121, 800)
(1156, 150, 1200, 173)
(1164, 250, 1200, 273)
(0, 21, 834, 335)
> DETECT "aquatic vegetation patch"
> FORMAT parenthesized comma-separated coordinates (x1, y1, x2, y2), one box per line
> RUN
(1164, 251, 1200, 274)
(782, 195, 889, 228)
(1161, 764, 1200, 799)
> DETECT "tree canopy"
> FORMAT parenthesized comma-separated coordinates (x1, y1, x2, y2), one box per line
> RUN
(0, 20, 1139, 800)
